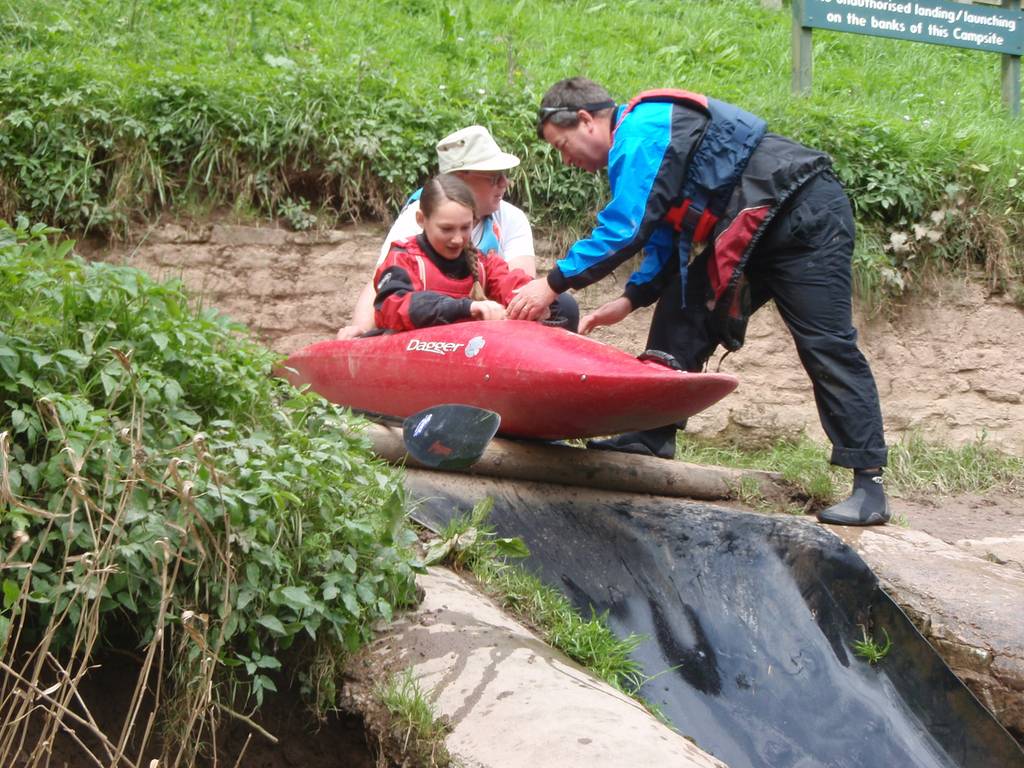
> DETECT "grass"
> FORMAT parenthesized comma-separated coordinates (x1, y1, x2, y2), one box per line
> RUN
(675, 433, 844, 510)
(674, 430, 1024, 507)
(3, 2, 1013, 122)
(1, 0, 1021, 307)
(886, 431, 1024, 496)
(426, 498, 645, 694)
(376, 669, 452, 768)
(473, 556, 647, 691)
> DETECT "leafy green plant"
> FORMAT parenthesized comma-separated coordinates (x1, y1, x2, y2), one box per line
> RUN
(0, 219, 422, 763)
(852, 625, 892, 665)
(825, 119, 938, 223)
(278, 196, 317, 231)
(423, 496, 528, 569)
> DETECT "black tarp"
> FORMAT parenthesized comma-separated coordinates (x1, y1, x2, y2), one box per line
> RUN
(407, 471, 1024, 768)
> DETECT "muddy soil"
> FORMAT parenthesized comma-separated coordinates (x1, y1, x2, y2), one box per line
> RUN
(895, 490, 1024, 549)
(7, 652, 377, 768)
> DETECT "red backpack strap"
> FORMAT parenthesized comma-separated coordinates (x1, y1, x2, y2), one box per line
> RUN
(618, 88, 710, 125)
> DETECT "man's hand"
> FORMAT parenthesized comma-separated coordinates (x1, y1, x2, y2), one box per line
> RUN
(470, 300, 507, 321)
(506, 278, 558, 321)
(579, 296, 633, 335)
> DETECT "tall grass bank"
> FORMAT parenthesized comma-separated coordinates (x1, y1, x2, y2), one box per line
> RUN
(0, 0, 1021, 302)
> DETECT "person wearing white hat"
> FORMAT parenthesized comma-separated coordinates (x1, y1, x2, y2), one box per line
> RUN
(337, 125, 550, 339)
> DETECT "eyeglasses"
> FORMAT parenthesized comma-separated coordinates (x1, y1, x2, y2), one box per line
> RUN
(465, 171, 510, 188)
(536, 100, 616, 130)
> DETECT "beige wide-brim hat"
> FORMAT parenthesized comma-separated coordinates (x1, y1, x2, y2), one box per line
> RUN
(436, 125, 521, 173)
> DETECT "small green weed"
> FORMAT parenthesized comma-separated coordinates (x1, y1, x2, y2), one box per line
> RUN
(277, 197, 318, 231)
(890, 512, 911, 528)
(1013, 283, 1024, 310)
(852, 626, 892, 665)
(376, 669, 451, 768)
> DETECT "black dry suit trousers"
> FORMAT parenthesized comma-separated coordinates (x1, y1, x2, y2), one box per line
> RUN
(646, 170, 888, 470)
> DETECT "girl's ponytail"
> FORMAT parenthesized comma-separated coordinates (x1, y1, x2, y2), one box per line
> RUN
(464, 246, 487, 300)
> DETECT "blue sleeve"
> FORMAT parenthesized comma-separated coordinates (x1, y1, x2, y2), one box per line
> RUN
(623, 225, 677, 308)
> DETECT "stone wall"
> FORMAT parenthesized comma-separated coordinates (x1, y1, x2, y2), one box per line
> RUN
(105, 221, 1024, 456)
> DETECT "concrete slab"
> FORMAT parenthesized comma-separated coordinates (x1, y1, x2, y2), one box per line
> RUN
(352, 567, 726, 768)
(956, 534, 1024, 572)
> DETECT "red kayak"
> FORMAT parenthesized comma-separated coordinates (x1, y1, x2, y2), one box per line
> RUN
(280, 321, 738, 440)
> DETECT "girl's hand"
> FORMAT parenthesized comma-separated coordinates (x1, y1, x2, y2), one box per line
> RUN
(336, 324, 369, 340)
(579, 296, 634, 335)
(470, 300, 507, 321)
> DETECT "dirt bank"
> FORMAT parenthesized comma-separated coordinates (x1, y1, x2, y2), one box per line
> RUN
(105, 220, 1024, 456)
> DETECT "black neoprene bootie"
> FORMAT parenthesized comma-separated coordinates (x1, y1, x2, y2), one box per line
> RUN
(817, 469, 890, 526)
(586, 425, 677, 460)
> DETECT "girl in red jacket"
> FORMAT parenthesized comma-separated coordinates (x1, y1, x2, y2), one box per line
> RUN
(374, 174, 576, 332)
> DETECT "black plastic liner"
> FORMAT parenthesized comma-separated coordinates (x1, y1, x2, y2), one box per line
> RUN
(406, 471, 1024, 768)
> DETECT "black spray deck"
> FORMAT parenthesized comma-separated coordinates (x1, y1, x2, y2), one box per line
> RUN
(406, 470, 1024, 768)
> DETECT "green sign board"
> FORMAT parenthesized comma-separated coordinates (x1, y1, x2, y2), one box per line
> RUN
(801, 0, 1023, 55)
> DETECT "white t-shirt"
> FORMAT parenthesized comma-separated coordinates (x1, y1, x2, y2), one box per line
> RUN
(376, 199, 535, 269)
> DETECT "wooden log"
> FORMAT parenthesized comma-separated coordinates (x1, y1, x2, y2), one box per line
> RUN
(365, 423, 793, 502)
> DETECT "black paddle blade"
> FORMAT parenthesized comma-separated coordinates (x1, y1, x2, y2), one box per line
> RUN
(402, 404, 501, 470)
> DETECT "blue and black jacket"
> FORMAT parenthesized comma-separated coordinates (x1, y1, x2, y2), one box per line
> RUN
(545, 89, 833, 350)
